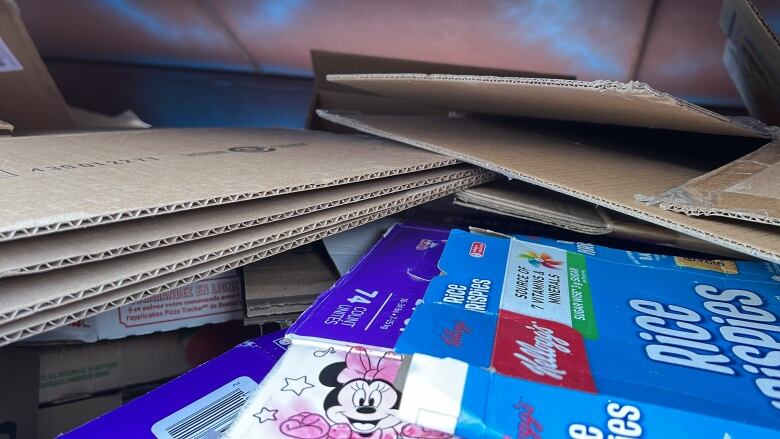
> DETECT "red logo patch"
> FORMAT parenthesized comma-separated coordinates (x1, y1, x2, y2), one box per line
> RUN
(470, 242, 486, 257)
(440, 320, 471, 347)
(492, 310, 596, 393)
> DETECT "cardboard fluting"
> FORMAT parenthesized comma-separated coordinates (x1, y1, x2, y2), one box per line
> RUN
(0, 173, 493, 345)
(318, 110, 780, 263)
(327, 74, 768, 137)
(0, 127, 458, 242)
(0, 165, 479, 277)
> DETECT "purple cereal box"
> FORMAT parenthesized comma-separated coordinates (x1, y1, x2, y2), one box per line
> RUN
(287, 223, 451, 349)
(59, 331, 289, 438)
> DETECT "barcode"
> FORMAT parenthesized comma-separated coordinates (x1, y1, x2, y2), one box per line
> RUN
(152, 377, 257, 439)
(0, 37, 22, 73)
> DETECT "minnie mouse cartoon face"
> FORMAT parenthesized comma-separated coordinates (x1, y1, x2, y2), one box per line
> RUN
(320, 347, 403, 436)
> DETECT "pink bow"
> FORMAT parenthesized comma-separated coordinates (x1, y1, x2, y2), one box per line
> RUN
(337, 347, 401, 384)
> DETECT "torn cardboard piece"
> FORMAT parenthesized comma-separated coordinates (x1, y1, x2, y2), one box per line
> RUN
(327, 74, 767, 138)
(720, 0, 780, 126)
(317, 111, 780, 263)
(0, 173, 492, 345)
(649, 136, 780, 226)
(0, 165, 477, 278)
(243, 245, 337, 318)
(0, 0, 75, 130)
(0, 127, 458, 242)
(455, 179, 750, 258)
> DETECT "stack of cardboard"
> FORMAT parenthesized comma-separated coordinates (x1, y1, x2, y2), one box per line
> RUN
(0, 129, 494, 345)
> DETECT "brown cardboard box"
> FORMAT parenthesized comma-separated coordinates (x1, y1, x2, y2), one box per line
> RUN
(0, 173, 494, 345)
(243, 245, 337, 319)
(0, 0, 74, 130)
(33, 322, 251, 404)
(0, 165, 478, 278)
(455, 179, 749, 258)
(318, 74, 780, 263)
(0, 348, 39, 439)
(38, 393, 122, 439)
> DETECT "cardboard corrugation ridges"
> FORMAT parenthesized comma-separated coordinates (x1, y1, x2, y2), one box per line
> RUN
(326, 73, 769, 138)
(0, 173, 494, 345)
(0, 166, 481, 277)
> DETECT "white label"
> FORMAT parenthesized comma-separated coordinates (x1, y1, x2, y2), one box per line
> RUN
(500, 240, 573, 326)
(151, 376, 258, 439)
(399, 354, 468, 434)
(0, 37, 22, 73)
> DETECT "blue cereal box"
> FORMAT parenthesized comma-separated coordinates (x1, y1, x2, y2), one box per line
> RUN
(396, 229, 780, 437)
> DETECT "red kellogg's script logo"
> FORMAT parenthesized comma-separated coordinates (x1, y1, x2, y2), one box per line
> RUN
(440, 320, 471, 347)
(470, 242, 486, 257)
(493, 310, 596, 393)
(509, 399, 542, 439)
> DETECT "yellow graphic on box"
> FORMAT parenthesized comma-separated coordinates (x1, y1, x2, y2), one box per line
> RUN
(673, 257, 739, 274)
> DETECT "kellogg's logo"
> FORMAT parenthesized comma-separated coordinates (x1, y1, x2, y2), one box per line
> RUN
(492, 311, 596, 393)
(470, 242, 486, 257)
(519, 251, 562, 270)
(512, 399, 543, 439)
(514, 321, 571, 381)
(440, 320, 471, 347)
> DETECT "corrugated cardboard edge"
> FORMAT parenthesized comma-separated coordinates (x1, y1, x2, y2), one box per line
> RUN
(0, 174, 491, 345)
(317, 110, 780, 264)
(326, 74, 768, 138)
(646, 135, 780, 226)
(0, 157, 460, 242)
(1, 166, 482, 277)
(0, 173, 495, 327)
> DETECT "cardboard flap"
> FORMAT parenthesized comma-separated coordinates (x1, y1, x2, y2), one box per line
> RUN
(720, 0, 780, 125)
(0, 0, 75, 130)
(650, 136, 780, 226)
(317, 110, 780, 263)
(0, 128, 458, 241)
(327, 74, 768, 138)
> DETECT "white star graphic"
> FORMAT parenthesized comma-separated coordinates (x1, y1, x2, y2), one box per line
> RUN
(281, 376, 314, 396)
(253, 407, 278, 423)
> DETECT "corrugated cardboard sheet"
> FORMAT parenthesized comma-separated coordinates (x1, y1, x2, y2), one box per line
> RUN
(0, 128, 458, 241)
(0, 0, 75, 130)
(455, 180, 748, 257)
(0, 174, 493, 345)
(326, 74, 766, 137)
(0, 165, 478, 277)
(318, 98, 780, 263)
(307, 50, 573, 131)
(720, 0, 780, 126)
(243, 245, 337, 318)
